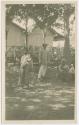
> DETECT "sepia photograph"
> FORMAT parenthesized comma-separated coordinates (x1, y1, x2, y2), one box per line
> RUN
(1, 0, 77, 122)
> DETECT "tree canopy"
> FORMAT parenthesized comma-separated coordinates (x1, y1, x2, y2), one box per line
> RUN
(6, 4, 75, 32)
(6, 4, 75, 65)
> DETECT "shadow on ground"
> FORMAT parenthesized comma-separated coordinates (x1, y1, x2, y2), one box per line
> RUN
(5, 66, 75, 120)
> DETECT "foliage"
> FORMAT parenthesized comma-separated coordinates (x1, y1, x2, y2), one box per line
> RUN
(6, 4, 75, 36)
(6, 4, 75, 64)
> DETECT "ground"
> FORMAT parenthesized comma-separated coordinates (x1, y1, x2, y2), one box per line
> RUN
(5, 65, 75, 120)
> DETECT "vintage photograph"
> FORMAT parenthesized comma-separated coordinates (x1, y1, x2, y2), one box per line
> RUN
(4, 1, 76, 121)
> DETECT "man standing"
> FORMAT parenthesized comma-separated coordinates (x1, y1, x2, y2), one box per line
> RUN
(38, 43, 48, 81)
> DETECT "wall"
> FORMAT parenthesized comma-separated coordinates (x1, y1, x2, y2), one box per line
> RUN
(7, 23, 25, 48)
(28, 27, 54, 47)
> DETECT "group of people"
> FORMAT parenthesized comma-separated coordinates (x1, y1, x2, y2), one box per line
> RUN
(58, 59, 75, 82)
(18, 43, 75, 89)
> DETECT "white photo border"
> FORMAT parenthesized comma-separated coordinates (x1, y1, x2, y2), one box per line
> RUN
(0, 0, 78, 124)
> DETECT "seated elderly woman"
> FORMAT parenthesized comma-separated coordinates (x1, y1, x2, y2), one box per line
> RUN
(58, 59, 69, 82)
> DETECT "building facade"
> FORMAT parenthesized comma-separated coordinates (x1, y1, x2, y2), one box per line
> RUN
(6, 22, 25, 49)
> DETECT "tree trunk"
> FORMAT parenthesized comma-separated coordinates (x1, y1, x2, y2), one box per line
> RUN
(63, 5, 71, 65)
(42, 28, 46, 44)
(6, 23, 9, 51)
(25, 17, 28, 50)
(25, 27, 28, 49)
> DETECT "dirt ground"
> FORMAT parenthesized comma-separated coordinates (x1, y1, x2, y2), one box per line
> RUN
(5, 66, 75, 120)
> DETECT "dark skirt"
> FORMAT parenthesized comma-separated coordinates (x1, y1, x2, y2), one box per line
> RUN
(19, 64, 32, 87)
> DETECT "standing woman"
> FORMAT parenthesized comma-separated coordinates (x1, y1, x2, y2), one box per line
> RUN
(18, 49, 33, 88)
